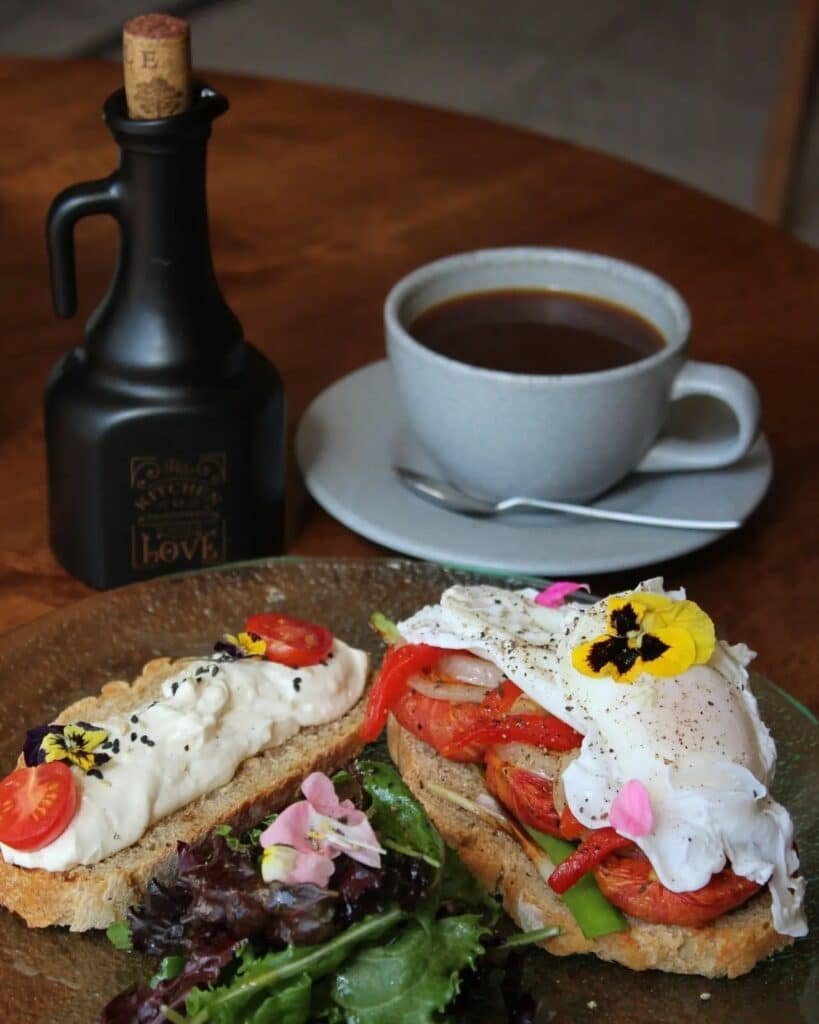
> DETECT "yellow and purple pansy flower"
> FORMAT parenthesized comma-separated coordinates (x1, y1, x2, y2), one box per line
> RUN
(24, 721, 112, 778)
(213, 630, 267, 660)
(572, 591, 715, 683)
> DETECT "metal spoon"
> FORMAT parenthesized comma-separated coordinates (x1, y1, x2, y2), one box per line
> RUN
(394, 466, 741, 531)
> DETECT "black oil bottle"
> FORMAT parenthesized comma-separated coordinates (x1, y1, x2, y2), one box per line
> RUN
(44, 19, 285, 589)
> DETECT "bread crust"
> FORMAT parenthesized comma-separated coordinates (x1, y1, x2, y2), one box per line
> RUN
(387, 715, 791, 978)
(0, 657, 367, 931)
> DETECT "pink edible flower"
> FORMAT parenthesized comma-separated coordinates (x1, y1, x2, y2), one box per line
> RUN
(534, 581, 591, 608)
(609, 779, 654, 837)
(259, 772, 385, 887)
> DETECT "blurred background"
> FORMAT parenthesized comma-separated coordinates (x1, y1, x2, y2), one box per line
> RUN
(2, 0, 816, 245)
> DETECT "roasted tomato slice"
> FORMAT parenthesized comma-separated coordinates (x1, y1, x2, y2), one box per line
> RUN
(594, 848, 762, 927)
(389, 689, 488, 761)
(0, 762, 78, 852)
(484, 748, 562, 836)
(244, 613, 334, 668)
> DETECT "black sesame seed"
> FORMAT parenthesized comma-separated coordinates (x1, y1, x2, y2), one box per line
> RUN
(293, 676, 302, 692)
(184, 744, 189, 752)
(130, 714, 139, 724)
(112, 739, 120, 754)
(140, 735, 155, 747)
(130, 732, 137, 742)
(171, 682, 180, 695)
(211, 665, 219, 676)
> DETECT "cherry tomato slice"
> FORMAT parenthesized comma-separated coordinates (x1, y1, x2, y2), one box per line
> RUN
(244, 613, 334, 668)
(390, 689, 489, 761)
(0, 762, 78, 852)
(595, 848, 762, 927)
(440, 714, 583, 758)
(547, 827, 633, 894)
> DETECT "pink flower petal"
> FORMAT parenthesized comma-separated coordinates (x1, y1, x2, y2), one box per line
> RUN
(301, 771, 366, 825)
(609, 780, 654, 837)
(323, 817, 384, 868)
(534, 582, 590, 609)
(260, 772, 385, 881)
(260, 801, 314, 852)
(261, 844, 337, 887)
(289, 850, 336, 887)
(301, 772, 343, 815)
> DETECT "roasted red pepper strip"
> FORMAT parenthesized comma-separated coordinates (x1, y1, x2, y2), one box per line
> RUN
(360, 643, 450, 742)
(480, 680, 523, 716)
(547, 828, 634, 894)
(440, 714, 583, 758)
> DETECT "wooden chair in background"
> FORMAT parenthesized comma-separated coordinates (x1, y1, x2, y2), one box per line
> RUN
(757, 0, 818, 226)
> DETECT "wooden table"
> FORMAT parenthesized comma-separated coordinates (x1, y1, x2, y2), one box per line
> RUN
(1, 58, 817, 714)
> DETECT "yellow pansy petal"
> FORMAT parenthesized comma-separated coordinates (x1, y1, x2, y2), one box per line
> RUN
(640, 627, 696, 677)
(606, 596, 645, 634)
(629, 592, 675, 614)
(237, 631, 267, 657)
(41, 734, 68, 762)
(65, 724, 108, 751)
(573, 634, 610, 675)
(642, 599, 715, 665)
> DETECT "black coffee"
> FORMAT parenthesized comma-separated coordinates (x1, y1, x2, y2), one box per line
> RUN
(409, 288, 665, 375)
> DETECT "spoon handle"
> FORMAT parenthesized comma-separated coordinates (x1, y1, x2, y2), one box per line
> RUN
(495, 496, 740, 531)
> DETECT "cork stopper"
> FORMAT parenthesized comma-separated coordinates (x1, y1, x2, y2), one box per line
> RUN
(123, 13, 192, 119)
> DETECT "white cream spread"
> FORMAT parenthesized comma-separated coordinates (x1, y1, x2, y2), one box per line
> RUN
(1, 639, 368, 872)
(397, 582, 807, 938)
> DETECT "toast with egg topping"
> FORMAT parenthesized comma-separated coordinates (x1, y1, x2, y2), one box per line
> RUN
(368, 581, 807, 978)
(388, 717, 788, 978)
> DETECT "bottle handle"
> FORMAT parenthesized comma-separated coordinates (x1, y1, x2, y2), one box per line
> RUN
(46, 174, 123, 318)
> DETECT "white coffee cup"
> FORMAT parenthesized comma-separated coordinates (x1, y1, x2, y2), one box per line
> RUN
(385, 248, 760, 502)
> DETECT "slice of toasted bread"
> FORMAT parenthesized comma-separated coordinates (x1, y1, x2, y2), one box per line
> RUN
(387, 715, 791, 978)
(0, 657, 367, 931)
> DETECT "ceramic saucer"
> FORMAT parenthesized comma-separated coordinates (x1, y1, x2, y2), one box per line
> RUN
(295, 361, 773, 576)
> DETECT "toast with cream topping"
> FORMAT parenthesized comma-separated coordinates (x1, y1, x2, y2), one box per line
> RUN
(0, 653, 368, 931)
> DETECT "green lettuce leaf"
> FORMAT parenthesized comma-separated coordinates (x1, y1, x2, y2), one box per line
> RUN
(329, 914, 486, 1024)
(439, 845, 501, 924)
(357, 760, 445, 868)
(183, 908, 404, 1024)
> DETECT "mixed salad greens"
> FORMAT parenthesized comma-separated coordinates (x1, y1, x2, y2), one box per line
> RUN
(99, 760, 557, 1024)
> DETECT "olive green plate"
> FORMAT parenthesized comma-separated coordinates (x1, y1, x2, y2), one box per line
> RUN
(0, 559, 815, 1024)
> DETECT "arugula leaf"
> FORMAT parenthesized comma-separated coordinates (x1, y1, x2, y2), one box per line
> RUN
(330, 914, 486, 1024)
(357, 760, 445, 868)
(184, 908, 405, 1024)
(439, 845, 501, 923)
(105, 919, 133, 951)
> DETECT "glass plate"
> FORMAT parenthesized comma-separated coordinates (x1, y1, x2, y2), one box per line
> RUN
(0, 558, 815, 1024)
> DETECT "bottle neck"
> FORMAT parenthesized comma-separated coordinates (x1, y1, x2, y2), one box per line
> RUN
(86, 87, 243, 383)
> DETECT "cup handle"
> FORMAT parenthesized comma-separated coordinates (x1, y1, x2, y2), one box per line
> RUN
(636, 360, 760, 473)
